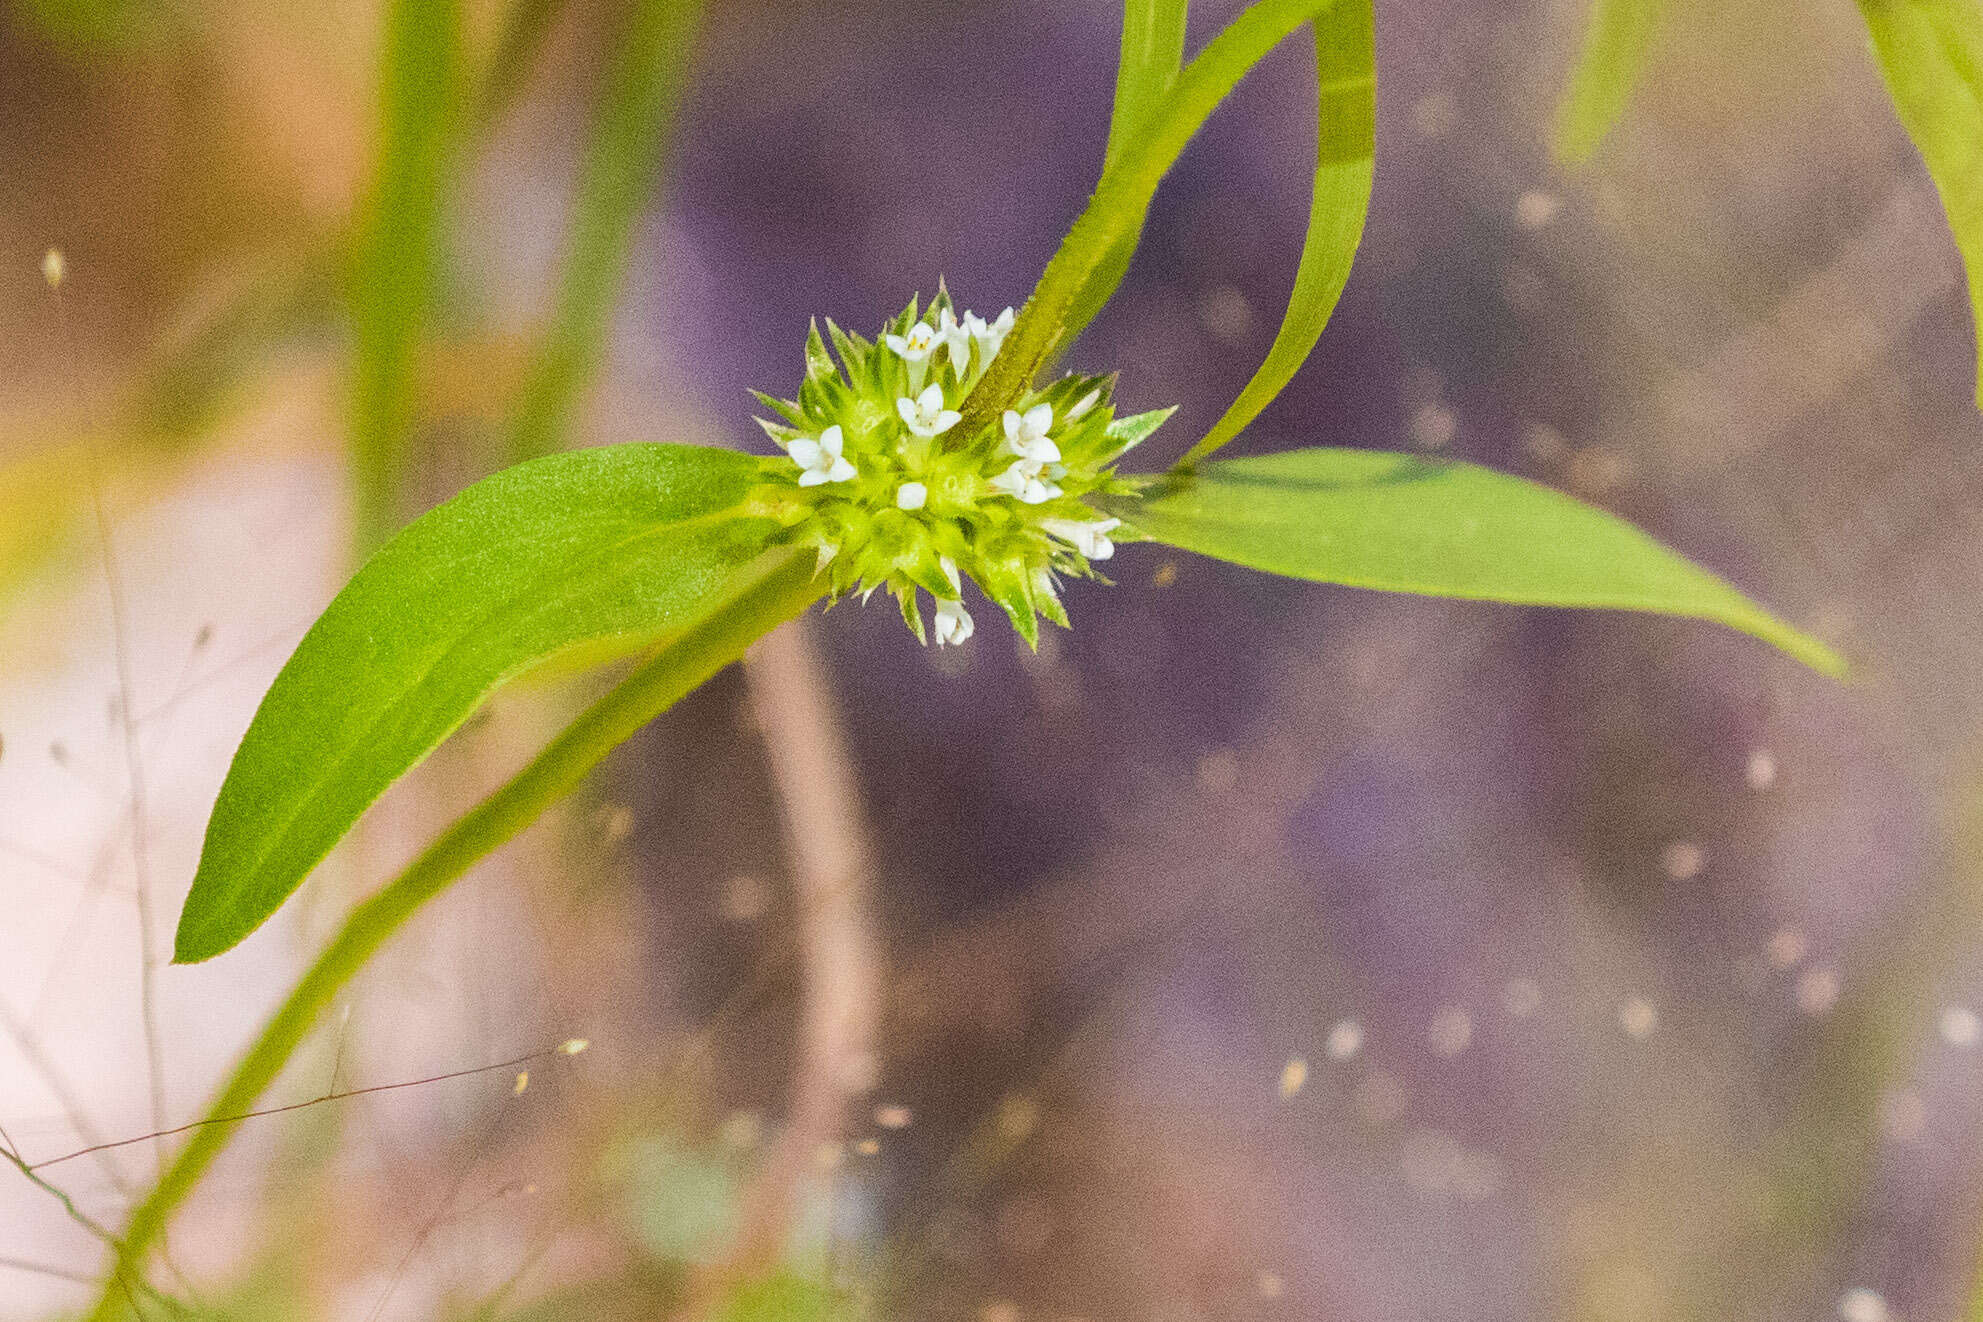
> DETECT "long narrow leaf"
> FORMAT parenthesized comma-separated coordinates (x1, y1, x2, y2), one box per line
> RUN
(507, 0, 704, 461)
(1062, 0, 1191, 339)
(350, 0, 464, 553)
(1858, 0, 1983, 410)
(1183, 0, 1374, 464)
(1105, 0, 1190, 171)
(174, 443, 785, 963)
(1104, 447, 1845, 675)
(1551, 0, 1667, 165)
(959, 0, 1331, 437)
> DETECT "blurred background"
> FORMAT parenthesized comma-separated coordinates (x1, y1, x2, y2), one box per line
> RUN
(2, 0, 1979, 1318)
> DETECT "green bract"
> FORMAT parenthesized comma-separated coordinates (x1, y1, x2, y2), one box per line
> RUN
(748, 292, 1172, 648)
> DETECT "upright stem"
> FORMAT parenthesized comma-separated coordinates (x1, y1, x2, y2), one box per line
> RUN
(83, 553, 822, 1322)
(954, 0, 1328, 440)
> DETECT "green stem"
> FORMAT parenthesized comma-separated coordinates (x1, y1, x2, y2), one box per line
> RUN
(82, 552, 822, 1321)
(955, 0, 1329, 440)
(507, 0, 704, 463)
(349, 0, 464, 556)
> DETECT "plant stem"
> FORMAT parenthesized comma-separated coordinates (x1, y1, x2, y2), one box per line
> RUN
(507, 0, 704, 463)
(81, 551, 822, 1321)
(955, 0, 1330, 440)
(349, 0, 463, 556)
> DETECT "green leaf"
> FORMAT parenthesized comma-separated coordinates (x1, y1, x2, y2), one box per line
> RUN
(1551, 0, 1667, 165)
(958, 0, 1331, 436)
(1104, 447, 1845, 675)
(1184, 0, 1374, 464)
(174, 443, 787, 963)
(507, 0, 702, 461)
(349, 0, 464, 554)
(1060, 0, 1191, 339)
(1858, 0, 1983, 410)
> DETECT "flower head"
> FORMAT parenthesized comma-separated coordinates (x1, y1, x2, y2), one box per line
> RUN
(897, 384, 961, 438)
(967, 307, 1014, 366)
(1002, 404, 1059, 465)
(884, 321, 938, 365)
(750, 294, 1173, 647)
(1042, 516, 1120, 560)
(789, 424, 855, 486)
(933, 598, 974, 646)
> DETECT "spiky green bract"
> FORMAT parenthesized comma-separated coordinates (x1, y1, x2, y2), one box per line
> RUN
(749, 293, 1171, 646)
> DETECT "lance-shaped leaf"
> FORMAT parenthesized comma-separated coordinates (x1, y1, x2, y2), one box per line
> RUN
(1061, 0, 1192, 341)
(1104, 447, 1844, 675)
(1184, 0, 1375, 464)
(960, 0, 1331, 435)
(1858, 0, 1983, 410)
(175, 443, 790, 963)
(1552, 0, 1668, 164)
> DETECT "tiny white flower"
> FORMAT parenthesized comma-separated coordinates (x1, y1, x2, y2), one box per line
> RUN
(883, 321, 937, 365)
(935, 307, 971, 373)
(896, 481, 928, 510)
(1065, 388, 1101, 422)
(933, 597, 974, 646)
(896, 384, 961, 438)
(966, 307, 1014, 365)
(1002, 404, 1059, 465)
(789, 424, 856, 486)
(1042, 515, 1120, 560)
(988, 461, 1061, 504)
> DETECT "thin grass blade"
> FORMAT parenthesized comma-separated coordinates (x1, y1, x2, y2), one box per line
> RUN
(1858, 0, 1983, 410)
(1182, 0, 1374, 464)
(349, 0, 464, 553)
(1551, 0, 1667, 164)
(507, 0, 704, 461)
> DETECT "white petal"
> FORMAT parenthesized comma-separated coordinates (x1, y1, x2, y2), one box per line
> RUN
(932, 410, 961, 434)
(827, 456, 857, 482)
(934, 599, 973, 646)
(916, 383, 945, 413)
(896, 397, 920, 428)
(1024, 403, 1053, 435)
(988, 464, 1029, 497)
(1002, 409, 1022, 440)
(1026, 436, 1061, 464)
(819, 424, 844, 456)
(797, 469, 828, 488)
(788, 438, 823, 468)
(896, 481, 928, 510)
(883, 335, 907, 354)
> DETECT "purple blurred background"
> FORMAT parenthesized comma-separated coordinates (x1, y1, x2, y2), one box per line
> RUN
(4, 1, 1982, 1319)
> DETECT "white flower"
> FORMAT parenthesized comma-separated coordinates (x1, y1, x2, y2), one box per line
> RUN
(789, 424, 856, 486)
(966, 307, 1014, 365)
(884, 321, 937, 365)
(988, 461, 1062, 505)
(935, 307, 971, 373)
(896, 384, 961, 438)
(1002, 404, 1059, 465)
(1042, 515, 1120, 560)
(933, 597, 974, 646)
(896, 481, 928, 510)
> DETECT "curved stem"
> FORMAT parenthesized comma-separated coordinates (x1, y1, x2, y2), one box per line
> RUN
(954, 0, 1329, 440)
(83, 551, 822, 1321)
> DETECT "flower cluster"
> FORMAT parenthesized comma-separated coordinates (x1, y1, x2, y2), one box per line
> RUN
(750, 293, 1172, 646)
